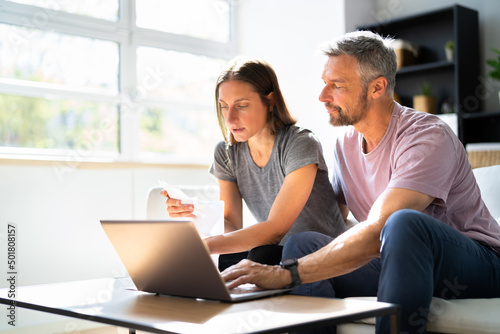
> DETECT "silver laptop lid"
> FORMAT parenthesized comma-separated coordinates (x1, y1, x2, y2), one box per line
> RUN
(100, 220, 233, 301)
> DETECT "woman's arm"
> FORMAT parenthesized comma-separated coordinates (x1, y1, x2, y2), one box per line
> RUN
(339, 202, 349, 221)
(205, 163, 318, 254)
(218, 179, 243, 233)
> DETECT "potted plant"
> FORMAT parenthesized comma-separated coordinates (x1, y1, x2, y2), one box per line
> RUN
(486, 48, 500, 102)
(413, 81, 437, 114)
(445, 40, 455, 62)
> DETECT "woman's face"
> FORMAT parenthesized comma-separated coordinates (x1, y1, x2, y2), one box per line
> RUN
(218, 80, 271, 143)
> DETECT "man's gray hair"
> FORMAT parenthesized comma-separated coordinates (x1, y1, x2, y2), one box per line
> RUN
(319, 31, 397, 96)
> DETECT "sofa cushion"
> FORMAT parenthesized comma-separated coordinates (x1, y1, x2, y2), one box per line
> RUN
(341, 296, 500, 334)
(341, 165, 500, 229)
(473, 165, 500, 222)
(338, 322, 374, 334)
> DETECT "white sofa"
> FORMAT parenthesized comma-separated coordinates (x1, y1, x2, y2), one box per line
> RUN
(338, 164, 500, 334)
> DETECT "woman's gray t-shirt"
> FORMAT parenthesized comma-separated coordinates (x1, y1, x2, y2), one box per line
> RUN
(209, 125, 345, 245)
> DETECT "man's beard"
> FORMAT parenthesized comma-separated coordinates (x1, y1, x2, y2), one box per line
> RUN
(327, 104, 355, 126)
(327, 90, 370, 127)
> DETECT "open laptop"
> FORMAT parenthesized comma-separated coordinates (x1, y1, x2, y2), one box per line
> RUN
(100, 219, 292, 302)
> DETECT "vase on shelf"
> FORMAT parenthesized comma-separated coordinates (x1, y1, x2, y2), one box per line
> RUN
(413, 95, 437, 114)
(445, 41, 455, 62)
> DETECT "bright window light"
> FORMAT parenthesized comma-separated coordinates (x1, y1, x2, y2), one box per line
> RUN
(136, 0, 230, 43)
(0, 0, 235, 164)
(136, 47, 226, 161)
(7, 0, 119, 21)
(0, 94, 118, 152)
(139, 106, 220, 162)
(136, 47, 226, 104)
(0, 24, 119, 94)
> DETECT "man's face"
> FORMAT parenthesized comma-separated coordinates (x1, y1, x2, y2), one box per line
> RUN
(319, 55, 370, 127)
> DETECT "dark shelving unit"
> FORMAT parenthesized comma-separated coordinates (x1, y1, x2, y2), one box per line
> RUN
(357, 5, 500, 146)
(396, 61, 454, 75)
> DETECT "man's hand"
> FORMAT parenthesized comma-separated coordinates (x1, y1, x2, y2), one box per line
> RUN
(221, 259, 292, 290)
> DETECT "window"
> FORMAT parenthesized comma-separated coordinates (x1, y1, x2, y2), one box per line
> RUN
(136, 47, 227, 160)
(136, 0, 230, 43)
(7, 0, 120, 21)
(0, 0, 235, 164)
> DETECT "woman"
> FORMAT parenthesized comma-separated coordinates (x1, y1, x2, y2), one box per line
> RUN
(164, 57, 345, 270)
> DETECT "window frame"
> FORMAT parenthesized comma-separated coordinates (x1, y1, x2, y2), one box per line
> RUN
(0, 0, 236, 165)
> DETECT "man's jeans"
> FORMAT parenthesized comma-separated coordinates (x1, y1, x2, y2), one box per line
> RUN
(283, 209, 500, 333)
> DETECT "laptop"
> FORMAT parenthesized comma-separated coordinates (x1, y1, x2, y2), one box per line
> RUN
(100, 219, 292, 302)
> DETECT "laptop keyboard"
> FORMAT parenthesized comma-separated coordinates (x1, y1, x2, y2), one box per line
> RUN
(229, 283, 263, 294)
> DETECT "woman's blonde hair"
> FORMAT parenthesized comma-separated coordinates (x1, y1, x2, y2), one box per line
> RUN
(215, 57, 296, 145)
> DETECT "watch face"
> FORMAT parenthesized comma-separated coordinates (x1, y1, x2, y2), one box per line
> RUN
(281, 258, 297, 267)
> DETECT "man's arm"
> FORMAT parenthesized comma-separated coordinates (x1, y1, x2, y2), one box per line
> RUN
(222, 187, 435, 289)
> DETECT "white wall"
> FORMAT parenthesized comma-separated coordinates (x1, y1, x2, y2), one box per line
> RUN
(236, 0, 349, 168)
(345, 0, 379, 33)
(0, 165, 215, 289)
(373, 0, 500, 112)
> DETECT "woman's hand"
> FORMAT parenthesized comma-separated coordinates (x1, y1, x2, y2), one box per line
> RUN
(160, 190, 196, 218)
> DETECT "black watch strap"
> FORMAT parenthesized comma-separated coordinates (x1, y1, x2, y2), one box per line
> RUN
(280, 258, 301, 288)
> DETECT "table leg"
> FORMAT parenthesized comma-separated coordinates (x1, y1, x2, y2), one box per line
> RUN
(390, 308, 401, 334)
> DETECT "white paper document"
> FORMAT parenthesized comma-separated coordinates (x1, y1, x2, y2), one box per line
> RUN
(159, 182, 224, 236)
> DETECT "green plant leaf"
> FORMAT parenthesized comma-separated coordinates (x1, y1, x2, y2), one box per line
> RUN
(488, 71, 500, 80)
(417, 81, 432, 95)
(486, 48, 500, 81)
(486, 59, 499, 67)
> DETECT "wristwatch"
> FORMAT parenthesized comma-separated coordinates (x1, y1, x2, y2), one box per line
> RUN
(280, 258, 301, 288)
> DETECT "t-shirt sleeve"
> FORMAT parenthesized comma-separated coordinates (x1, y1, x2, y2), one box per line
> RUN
(283, 129, 328, 176)
(388, 124, 458, 203)
(209, 141, 237, 183)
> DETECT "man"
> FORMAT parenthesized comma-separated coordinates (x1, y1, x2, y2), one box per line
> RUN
(221, 31, 500, 334)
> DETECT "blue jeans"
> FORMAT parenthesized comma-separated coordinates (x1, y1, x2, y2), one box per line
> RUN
(218, 245, 283, 271)
(283, 209, 500, 334)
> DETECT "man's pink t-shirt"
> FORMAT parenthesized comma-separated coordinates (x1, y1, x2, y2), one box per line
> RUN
(332, 103, 500, 253)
